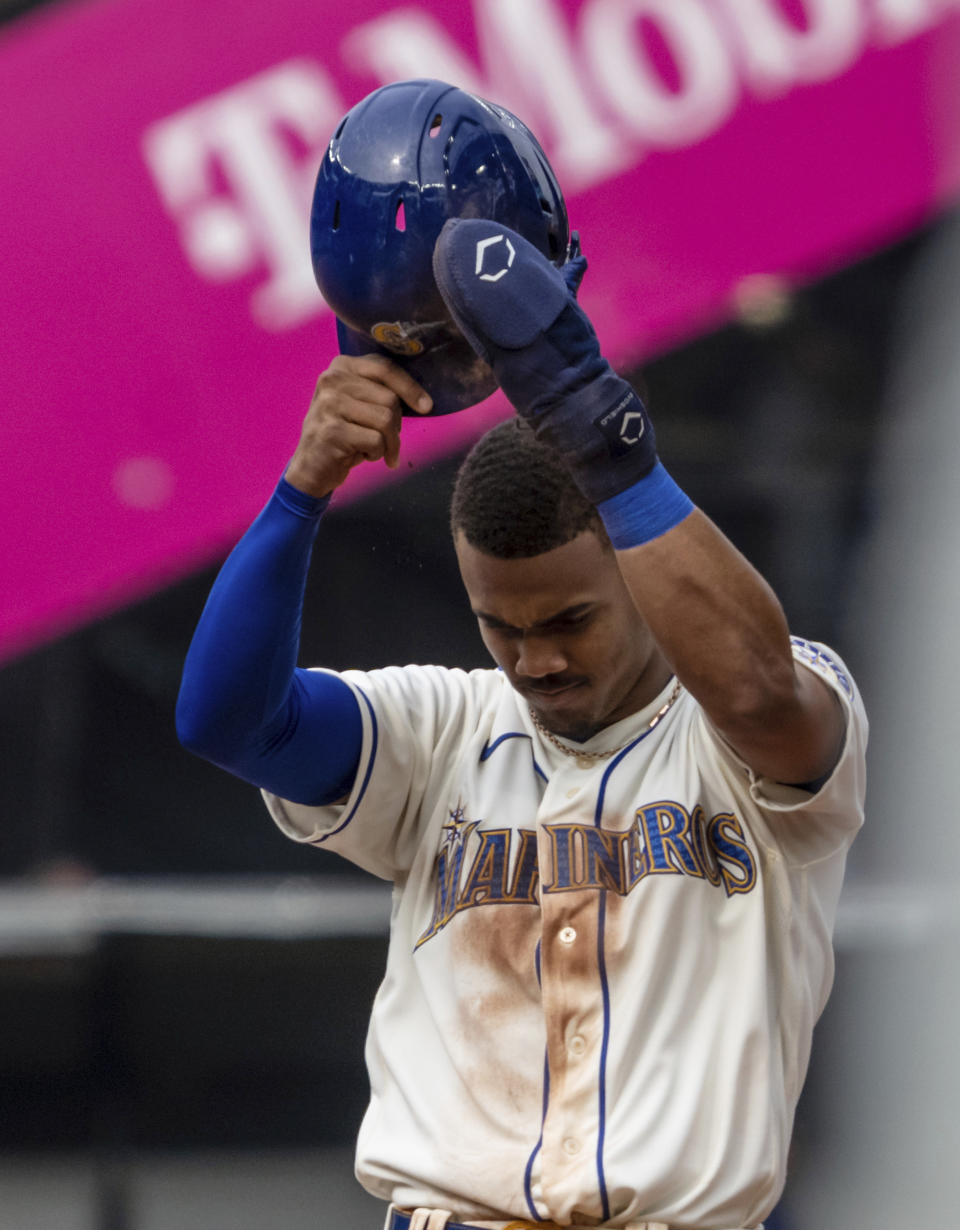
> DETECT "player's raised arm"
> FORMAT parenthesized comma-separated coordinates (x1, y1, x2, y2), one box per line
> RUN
(612, 510, 844, 784)
(175, 356, 431, 803)
(433, 219, 844, 786)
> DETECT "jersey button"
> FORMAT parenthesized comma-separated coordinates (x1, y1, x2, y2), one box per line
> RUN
(565, 787, 579, 799)
(562, 1137, 581, 1156)
(568, 1034, 586, 1057)
(558, 926, 577, 945)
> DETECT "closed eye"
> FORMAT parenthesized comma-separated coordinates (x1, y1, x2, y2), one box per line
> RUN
(477, 606, 595, 635)
(540, 612, 591, 633)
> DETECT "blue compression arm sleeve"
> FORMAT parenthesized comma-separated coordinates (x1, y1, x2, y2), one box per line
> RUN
(175, 477, 362, 805)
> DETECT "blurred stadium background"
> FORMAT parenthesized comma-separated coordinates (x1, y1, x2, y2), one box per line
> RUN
(2, 1, 960, 1227)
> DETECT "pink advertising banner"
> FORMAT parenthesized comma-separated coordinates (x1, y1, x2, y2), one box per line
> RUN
(2, 0, 959, 661)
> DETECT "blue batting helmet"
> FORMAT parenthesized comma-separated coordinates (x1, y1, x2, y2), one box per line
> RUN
(309, 79, 570, 416)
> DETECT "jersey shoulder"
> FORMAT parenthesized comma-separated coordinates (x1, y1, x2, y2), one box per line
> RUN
(789, 636, 857, 702)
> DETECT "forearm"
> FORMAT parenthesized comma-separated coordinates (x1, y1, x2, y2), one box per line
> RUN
(175, 476, 362, 804)
(616, 509, 793, 711)
(613, 505, 841, 782)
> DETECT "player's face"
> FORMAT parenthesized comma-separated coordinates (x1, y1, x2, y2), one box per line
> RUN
(455, 529, 669, 741)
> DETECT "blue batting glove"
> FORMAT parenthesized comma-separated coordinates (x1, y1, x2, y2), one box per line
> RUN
(433, 218, 657, 505)
(562, 232, 588, 297)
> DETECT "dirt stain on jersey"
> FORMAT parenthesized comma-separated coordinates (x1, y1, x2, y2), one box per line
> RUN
(448, 902, 545, 1118)
(451, 900, 542, 1010)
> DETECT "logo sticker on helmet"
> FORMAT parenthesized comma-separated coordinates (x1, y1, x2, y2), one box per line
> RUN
(370, 322, 426, 356)
(475, 234, 516, 282)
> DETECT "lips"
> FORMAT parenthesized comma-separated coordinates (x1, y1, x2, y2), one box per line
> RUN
(523, 678, 587, 699)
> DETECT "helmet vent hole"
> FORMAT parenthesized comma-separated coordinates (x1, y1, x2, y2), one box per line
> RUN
(539, 196, 553, 215)
(547, 232, 560, 259)
(395, 199, 406, 232)
(332, 200, 341, 231)
(429, 113, 443, 138)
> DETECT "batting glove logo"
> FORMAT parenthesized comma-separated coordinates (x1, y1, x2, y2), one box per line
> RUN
(594, 391, 649, 458)
(618, 410, 646, 446)
(475, 233, 516, 282)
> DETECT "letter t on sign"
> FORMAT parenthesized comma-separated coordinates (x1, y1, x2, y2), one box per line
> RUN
(142, 60, 343, 331)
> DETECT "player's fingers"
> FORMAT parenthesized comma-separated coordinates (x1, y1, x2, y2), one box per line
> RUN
(335, 398, 402, 468)
(326, 415, 391, 465)
(360, 401, 402, 469)
(314, 372, 403, 468)
(312, 367, 402, 427)
(350, 388, 402, 468)
(340, 395, 402, 467)
(335, 373, 408, 412)
(341, 354, 433, 415)
(383, 409, 402, 469)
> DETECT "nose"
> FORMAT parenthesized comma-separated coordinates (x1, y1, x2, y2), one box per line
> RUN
(515, 633, 567, 679)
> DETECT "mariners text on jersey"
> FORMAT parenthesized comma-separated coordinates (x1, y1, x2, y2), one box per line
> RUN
(416, 801, 757, 948)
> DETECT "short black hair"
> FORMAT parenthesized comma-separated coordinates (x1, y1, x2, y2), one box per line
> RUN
(450, 418, 607, 558)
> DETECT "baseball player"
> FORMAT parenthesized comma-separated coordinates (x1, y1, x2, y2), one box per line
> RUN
(177, 81, 866, 1230)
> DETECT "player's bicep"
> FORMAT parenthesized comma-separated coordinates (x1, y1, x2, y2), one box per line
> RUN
(224, 668, 363, 805)
(715, 662, 847, 788)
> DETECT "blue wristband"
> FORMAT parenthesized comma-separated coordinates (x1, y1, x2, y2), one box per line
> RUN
(597, 462, 695, 548)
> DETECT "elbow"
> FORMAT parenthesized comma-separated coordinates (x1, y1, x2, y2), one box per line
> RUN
(175, 686, 230, 763)
(175, 678, 273, 776)
(175, 692, 208, 758)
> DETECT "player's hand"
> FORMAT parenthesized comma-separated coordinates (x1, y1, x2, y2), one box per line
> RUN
(284, 355, 433, 498)
(433, 218, 657, 505)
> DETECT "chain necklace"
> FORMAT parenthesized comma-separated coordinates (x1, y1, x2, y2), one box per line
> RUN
(529, 678, 682, 769)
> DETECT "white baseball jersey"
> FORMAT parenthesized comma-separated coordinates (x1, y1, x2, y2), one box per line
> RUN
(264, 637, 866, 1230)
